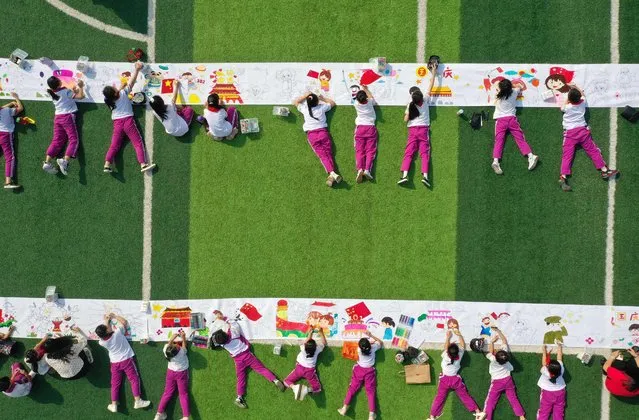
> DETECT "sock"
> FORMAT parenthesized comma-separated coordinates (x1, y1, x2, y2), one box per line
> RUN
(493, 158, 499, 164)
(329, 171, 338, 179)
(423, 173, 428, 179)
(527, 153, 533, 158)
(402, 171, 408, 177)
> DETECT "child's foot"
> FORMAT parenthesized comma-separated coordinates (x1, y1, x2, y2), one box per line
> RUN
(291, 383, 301, 400)
(601, 169, 619, 180)
(83, 347, 93, 363)
(337, 405, 348, 416)
(196, 115, 207, 125)
(397, 176, 408, 185)
(528, 154, 539, 171)
(56, 158, 68, 176)
(43, 161, 58, 175)
(356, 170, 364, 184)
(141, 163, 156, 173)
(273, 379, 286, 392)
(133, 399, 151, 409)
(326, 175, 334, 187)
(368, 412, 377, 420)
(559, 177, 572, 192)
(154, 413, 168, 420)
(298, 384, 309, 401)
(103, 165, 113, 173)
(421, 176, 431, 188)
(107, 403, 118, 413)
(226, 127, 239, 140)
(3, 182, 20, 190)
(363, 170, 374, 181)
(475, 411, 487, 420)
(333, 173, 343, 185)
(492, 161, 503, 175)
(235, 396, 248, 409)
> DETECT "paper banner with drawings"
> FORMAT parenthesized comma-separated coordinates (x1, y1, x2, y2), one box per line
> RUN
(1, 58, 639, 107)
(0, 296, 637, 350)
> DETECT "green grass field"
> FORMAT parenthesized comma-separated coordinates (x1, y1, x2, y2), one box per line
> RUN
(1, 0, 638, 418)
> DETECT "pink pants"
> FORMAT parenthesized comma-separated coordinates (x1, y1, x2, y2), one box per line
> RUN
(284, 363, 321, 393)
(10, 363, 28, 384)
(307, 128, 336, 173)
(430, 374, 479, 417)
(226, 106, 239, 129)
(177, 106, 194, 127)
(483, 376, 525, 419)
(0, 132, 15, 178)
(537, 388, 566, 420)
(47, 113, 79, 158)
(110, 357, 141, 402)
(493, 116, 532, 159)
(105, 116, 147, 164)
(157, 369, 190, 417)
(401, 125, 430, 173)
(343, 365, 376, 412)
(354, 125, 378, 171)
(234, 350, 277, 397)
(560, 126, 606, 176)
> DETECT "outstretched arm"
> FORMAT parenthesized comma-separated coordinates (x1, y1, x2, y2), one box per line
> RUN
(444, 329, 452, 351)
(73, 80, 85, 100)
(318, 328, 327, 347)
(365, 330, 382, 346)
(556, 342, 563, 362)
(541, 345, 548, 366)
(319, 94, 336, 108)
(9, 92, 23, 115)
(493, 327, 507, 345)
(172, 79, 181, 105)
(128, 61, 144, 91)
(603, 350, 620, 373)
(293, 92, 311, 106)
(456, 330, 466, 350)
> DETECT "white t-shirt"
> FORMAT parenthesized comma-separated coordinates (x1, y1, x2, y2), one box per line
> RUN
(493, 88, 520, 119)
(2, 382, 31, 398)
(221, 322, 249, 358)
(561, 100, 587, 130)
(357, 342, 381, 368)
(297, 102, 331, 132)
(99, 328, 135, 363)
(111, 87, 134, 120)
(163, 344, 189, 372)
(29, 357, 51, 376)
(203, 107, 232, 138)
(354, 99, 376, 126)
(537, 362, 566, 391)
(52, 88, 78, 115)
(155, 103, 189, 137)
(296, 343, 325, 368)
(440, 348, 464, 376)
(486, 353, 513, 380)
(405, 97, 431, 127)
(0, 107, 16, 132)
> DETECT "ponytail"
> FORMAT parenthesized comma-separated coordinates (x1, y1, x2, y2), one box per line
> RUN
(496, 79, 513, 101)
(150, 95, 168, 121)
(358, 338, 372, 356)
(408, 90, 424, 121)
(103, 86, 118, 111)
(306, 93, 319, 120)
(47, 76, 62, 101)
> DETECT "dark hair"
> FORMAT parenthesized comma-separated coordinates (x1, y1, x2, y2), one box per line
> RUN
(95, 324, 111, 339)
(306, 93, 319, 120)
(103, 86, 119, 111)
(495, 350, 510, 365)
(381, 317, 395, 327)
(630, 324, 639, 331)
(47, 76, 62, 100)
(567, 88, 582, 104)
(447, 343, 460, 363)
(43, 336, 76, 363)
(305, 339, 318, 358)
(470, 338, 485, 353)
(624, 376, 638, 392)
(496, 79, 513, 101)
(25, 349, 40, 374)
(0, 377, 10, 392)
(355, 90, 368, 104)
(547, 360, 562, 384)
(150, 95, 168, 121)
(408, 90, 424, 121)
(207, 93, 222, 109)
(358, 338, 372, 356)
(165, 344, 180, 361)
(213, 329, 229, 345)
(544, 74, 570, 93)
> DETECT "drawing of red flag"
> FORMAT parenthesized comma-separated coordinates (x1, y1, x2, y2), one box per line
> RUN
(240, 303, 262, 321)
(161, 79, 175, 94)
(360, 69, 381, 86)
(307, 70, 319, 79)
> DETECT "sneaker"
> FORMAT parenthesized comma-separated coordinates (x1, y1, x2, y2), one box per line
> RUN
(356, 170, 364, 184)
(154, 413, 167, 420)
(326, 175, 334, 187)
(43, 161, 58, 174)
(141, 163, 156, 173)
(235, 396, 248, 409)
(475, 412, 487, 420)
(421, 176, 431, 188)
(107, 403, 118, 413)
(491, 161, 503, 175)
(601, 169, 619, 180)
(274, 379, 286, 392)
(226, 127, 239, 140)
(3, 183, 20, 189)
(397, 176, 408, 185)
(298, 385, 309, 401)
(337, 406, 348, 416)
(368, 413, 377, 420)
(559, 177, 572, 192)
(103, 165, 113, 173)
(333, 173, 343, 184)
(56, 158, 68, 176)
(133, 399, 151, 409)
(83, 347, 94, 364)
(363, 170, 374, 181)
(196, 115, 207, 125)
(528, 154, 539, 171)
(291, 384, 301, 400)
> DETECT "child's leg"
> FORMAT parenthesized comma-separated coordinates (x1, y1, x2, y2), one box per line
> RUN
(364, 127, 378, 172)
(503, 377, 525, 417)
(110, 361, 126, 402)
(105, 120, 127, 164)
(226, 107, 239, 129)
(363, 368, 377, 413)
(47, 117, 68, 159)
(307, 130, 336, 173)
(354, 127, 366, 170)
(508, 117, 533, 155)
(401, 128, 419, 172)
(302, 367, 322, 393)
(122, 117, 148, 165)
(343, 366, 365, 406)
(417, 128, 431, 174)
(560, 132, 578, 177)
(157, 370, 177, 413)
(536, 389, 553, 420)
(429, 375, 453, 418)
(284, 364, 305, 387)
(122, 358, 142, 398)
(175, 370, 190, 418)
(551, 389, 566, 420)
(450, 375, 480, 412)
(493, 118, 509, 159)
(580, 131, 607, 170)
(177, 106, 195, 126)
(63, 114, 80, 159)
(234, 353, 250, 396)
(246, 352, 277, 382)
(483, 379, 505, 420)
(0, 133, 15, 179)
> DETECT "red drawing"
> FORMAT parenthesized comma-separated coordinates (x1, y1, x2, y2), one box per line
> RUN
(307, 70, 319, 79)
(161, 307, 192, 328)
(239, 303, 262, 321)
(161, 78, 175, 94)
(360, 69, 381, 86)
(276, 300, 310, 338)
(51, 319, 63, 333)
(346, 302, 371, 322)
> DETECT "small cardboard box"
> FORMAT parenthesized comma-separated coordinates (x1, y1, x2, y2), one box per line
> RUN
(404, 363, 431, 384)
(240, 118, 259, 134)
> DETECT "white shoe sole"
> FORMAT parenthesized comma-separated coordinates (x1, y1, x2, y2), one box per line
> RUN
(397, 178, 408, 185)
(141, 163, 156, 173)
(528, 155, 539, 171)
(56, 159, 68, 176)
(491, 163, 503, 175)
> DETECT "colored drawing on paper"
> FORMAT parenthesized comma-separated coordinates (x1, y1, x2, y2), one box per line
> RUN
(161, 307, 192, 328)
(343, 302, 372, 338)
(381, 316, 395, 341)
(209, 68, 243, 104)
(543, 315, 568, 345)
(391, 314, 415, 350)
(276, 299, 310, 338)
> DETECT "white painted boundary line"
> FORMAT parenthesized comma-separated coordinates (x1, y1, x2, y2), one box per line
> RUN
(416, 0, 427, 63)
(142, 0, 157, 302)
(45, 0, 149, 42)
(601, 1, 619, 419)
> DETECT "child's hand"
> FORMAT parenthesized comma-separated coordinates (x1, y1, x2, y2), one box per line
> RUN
(70, 326, 80, 332)
(611, 350, 621, 358)
(364, 330, 372, 337)
(134, 61, 144, 71)
(446, 329, 452, 338)
(453, 328, 460, 336)
(629, 348, 638, 358)
(77, 80, 84, 88)
(175, 79, 180, 87)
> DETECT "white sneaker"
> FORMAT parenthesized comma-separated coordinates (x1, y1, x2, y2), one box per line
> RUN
(298, 384, 309, 401)
(133, 399, 151, 409)
(141, 163, 156, 173)
(491, 162, 503, 175)
(83, 347, 94, 363)
(291, 383, 301, 400)
(528, 154, 539, 171)
(3, 183, 20, 189)
(56, 158, 68, 176)
(397, 176, 408, 185)
(356, 170, 364, 184)
(154, 413, 167, 420)
(368, 413, 377, 420)
(332, 173, 343, 184)
(107, 403, 118, 413)
(43, 162, 58, 174)
(326, 175, 334, 187)
(363, 170, 374, 181)
(475, 412, 487, 420)
(337, 406, 348, 416)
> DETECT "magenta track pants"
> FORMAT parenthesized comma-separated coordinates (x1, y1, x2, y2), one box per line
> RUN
(483, 376, 525, 419)
(157, 369, 190, 417)
(306, 128, 336, 173)
(234, 350, 277, 397)
(105, 116, 147, 164)
(429, 374, 479, 417)
(0, 132, 15, 178)
(560, 126, 606, 176)
(47, 113, 79, 158)
(354, 125, 378, 171)
(284, 363, 322, 393)
(537, 388, 566, 420)
(177, 106, 194, 126)
(401, 125, 430, 173)
(493, 116, 532, 159)
(110, 357, 141, 402)
(343, 365, 377, 413)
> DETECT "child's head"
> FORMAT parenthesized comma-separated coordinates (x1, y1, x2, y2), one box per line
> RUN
(547, 360, 562, 384)
(496, 79, 513, 100)
(47, 76, 62, 91)
(207, 93, 221, 109)
(447, 343, 460, 362)
(25, 349, 39, 363)
(358, 338, 372, 356)
(95, 324, 112, 340)
(103, 86, 119, 110)
(306, 93, 319, 120)
(495, 350, 510, 365)
(408, 88, 424, 121)
(212, 329, 229, 345)
(165, 343, 180, 361)
(355, 90, 368, 104)
(567, 88, 582, 104)
(0, 377, 10, 392)
(305, 338, 317, 358)
(150, 95, 168, 120)
(43, 336, 75, 362)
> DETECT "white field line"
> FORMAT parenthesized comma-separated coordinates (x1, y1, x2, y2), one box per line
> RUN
(416, 0, 427, 63)
(45, 0, 149, 42)
(601, 1, 619, 419)
(142, 0, 157, 303)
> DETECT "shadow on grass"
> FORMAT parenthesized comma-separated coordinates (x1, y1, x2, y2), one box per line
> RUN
(75, 103, 99, 185)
